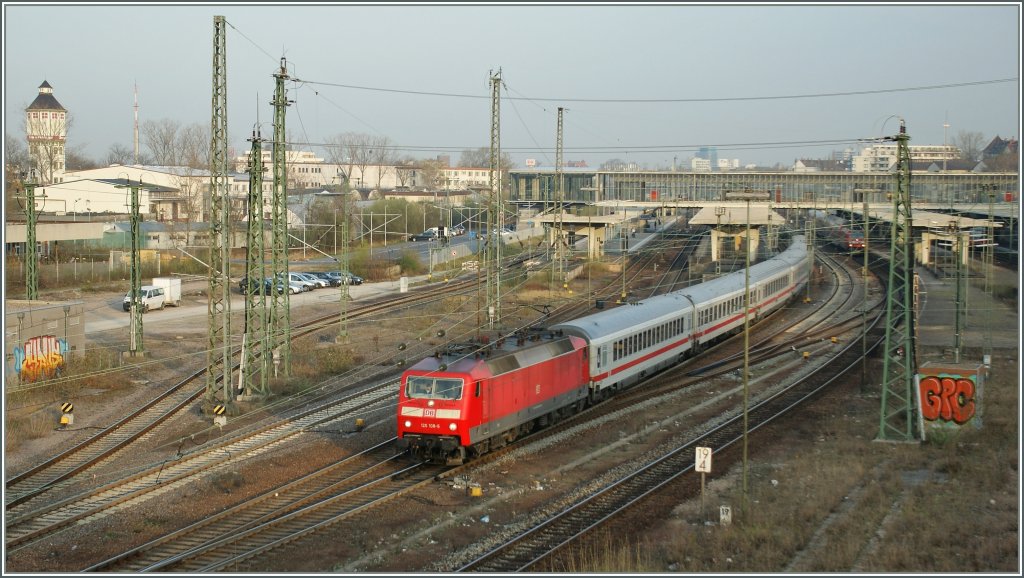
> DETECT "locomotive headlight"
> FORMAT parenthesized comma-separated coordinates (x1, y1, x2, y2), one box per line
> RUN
(449, 423, 457, 431)
(404, 420, 412, 428)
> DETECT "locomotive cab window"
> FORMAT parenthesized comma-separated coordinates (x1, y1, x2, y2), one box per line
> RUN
(406, 376, 464, 400)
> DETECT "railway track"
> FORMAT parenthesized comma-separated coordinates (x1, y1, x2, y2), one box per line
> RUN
(84, 439, 437, 572)
(4, 381, 399, 551)
(73, 237, 872, 572)
(3, 277, 487, 546)
(457, 269, 887, 571)
(9, 231, 878, 572)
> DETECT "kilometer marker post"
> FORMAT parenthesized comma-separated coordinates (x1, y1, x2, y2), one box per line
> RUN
(695, 446, 712, 520)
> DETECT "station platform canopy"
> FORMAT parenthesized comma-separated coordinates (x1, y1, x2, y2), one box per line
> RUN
(851, 208, 1002, 230)
(689, 204, 787, 227)
(530, 213, 630, 226)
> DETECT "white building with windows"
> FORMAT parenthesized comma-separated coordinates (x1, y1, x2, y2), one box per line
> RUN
(442, 167, 490, 189)
(852, 144, 961, 172)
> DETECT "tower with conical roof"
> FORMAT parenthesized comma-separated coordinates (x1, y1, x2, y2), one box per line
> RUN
(26, 81, 68, 185)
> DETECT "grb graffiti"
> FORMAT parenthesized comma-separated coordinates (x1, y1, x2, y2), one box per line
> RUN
(919, 374, 976, 424)
(13, 335, 69, 382)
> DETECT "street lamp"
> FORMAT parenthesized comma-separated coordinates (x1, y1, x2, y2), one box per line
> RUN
(725, 189, 769, 513)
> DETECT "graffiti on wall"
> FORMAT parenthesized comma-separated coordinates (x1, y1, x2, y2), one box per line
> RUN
(11, 335, 69, 382)
(919, 373, 977, 425)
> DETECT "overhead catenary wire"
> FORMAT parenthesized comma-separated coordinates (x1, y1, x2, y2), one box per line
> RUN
(295, 77, 1017, 103)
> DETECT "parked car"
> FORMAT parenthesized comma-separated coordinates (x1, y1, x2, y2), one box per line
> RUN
(122, 285, 166, 312)
(451, 225, 466, 236)
(295, 272, 328, 289)
(239, 276, 266, 294)
(279, 272, 315, 291)
(307, 271, 342, 287)
(327, 270, 364, 285)
(408, 229, 438, 242)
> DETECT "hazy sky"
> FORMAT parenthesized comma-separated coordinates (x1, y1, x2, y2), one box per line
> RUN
(3, 3, 1020, 169)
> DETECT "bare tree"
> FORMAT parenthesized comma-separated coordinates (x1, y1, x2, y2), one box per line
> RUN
(345, 132, 375, 189)
(459, 147, 488, 168)
(986, 151, 1018, 172)
(5, 133, 31, 218)
(323, 133, 351, 185)
(179, 123, 210, 169)
(417, 158, 446, 190)
(599, 158, 628, 171)
(395, 156, 417, 188)
(459, 146, 514, 170)
(142, 118, 182, 165)
(6, 132, 31, 175)
(324, 132, 375, 189)
(65, 144, 99, 171)
(953, 130, 985, 162)
(371, 136, 395, 190)
(106, 143, 136, 166)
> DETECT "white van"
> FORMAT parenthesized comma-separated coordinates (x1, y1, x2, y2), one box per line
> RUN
(122, 285, 166, 312)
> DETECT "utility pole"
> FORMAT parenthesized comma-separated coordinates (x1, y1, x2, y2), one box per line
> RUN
(207, 14, 233, 404)
(243, 130, 268, 397)
(20, 172, 40, 300)
(877, 118, 920, 442)
(486, 69, 502, 330)
(727, 189, 769, 514)
(270, 57, 293, 375)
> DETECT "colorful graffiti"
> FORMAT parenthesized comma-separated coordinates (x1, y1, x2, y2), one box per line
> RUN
(919, 374, 976, 424)
(12, 335, 69, 382)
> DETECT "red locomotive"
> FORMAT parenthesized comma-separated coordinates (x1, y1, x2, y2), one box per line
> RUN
(397, 235, 811, 464)
(396, 331, 589, 465)
(812, 210, 865, 251)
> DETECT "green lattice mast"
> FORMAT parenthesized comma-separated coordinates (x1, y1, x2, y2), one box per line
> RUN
(207, 14, 232, 403)
(22, 174, 39, 300)
(243, 130, 268, 396)
(269, 58, 292, 376)
(128, 181, 143, 355)
(486, 69, 502, 329)
(877, 119, 920, 442)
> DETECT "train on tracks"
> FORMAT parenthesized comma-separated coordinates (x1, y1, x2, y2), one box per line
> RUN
(396, 235, 811, 464)
(811, 210, 865, 251)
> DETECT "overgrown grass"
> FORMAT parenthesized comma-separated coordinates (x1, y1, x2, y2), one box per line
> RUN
(5, 347, 133, 450)
(556, 354, 1018, 573)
